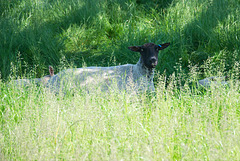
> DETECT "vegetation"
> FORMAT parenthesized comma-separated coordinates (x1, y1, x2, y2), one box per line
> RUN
(1, 69, 240, 160)
(1, 0, 240, 160)
(1, 0, 239, 79)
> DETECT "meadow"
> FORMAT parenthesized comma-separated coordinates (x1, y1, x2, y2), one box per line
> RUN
(1, 0, 240, 160)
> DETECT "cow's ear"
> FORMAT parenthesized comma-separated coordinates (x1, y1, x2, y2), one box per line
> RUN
(49, 66, 54, 76)
(128, 46, 142, 52)
(158, 43, 170, 50)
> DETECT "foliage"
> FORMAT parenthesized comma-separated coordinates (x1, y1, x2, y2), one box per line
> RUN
(1, 65, 240, 160)
(1, 1, 240, 159)
(0, 0, 239, 80)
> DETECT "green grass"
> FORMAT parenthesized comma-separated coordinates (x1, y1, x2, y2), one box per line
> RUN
(1, 0, 240, 79)
(1, 68, 240, 160)
(1, 0, 240, 160)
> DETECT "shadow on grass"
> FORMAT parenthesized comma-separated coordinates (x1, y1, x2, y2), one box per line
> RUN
(1, 0, 237, 81)
(156, 0, 233, 77)
(0, 0, 102, 79)
(1, 0, 175, 80)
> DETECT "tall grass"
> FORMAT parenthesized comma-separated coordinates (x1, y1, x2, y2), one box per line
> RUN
(0, 0, 240, 80)
(1, 0, 240, 159)
(1, 66, 240, 160)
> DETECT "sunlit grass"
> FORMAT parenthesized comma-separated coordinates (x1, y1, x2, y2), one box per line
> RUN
(1, 66, 240, 160)
(1, 0, 240, 79)
(1, 0, 240, 159)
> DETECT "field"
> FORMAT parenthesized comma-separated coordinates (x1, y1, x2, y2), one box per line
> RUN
(1, 0, 240, 160)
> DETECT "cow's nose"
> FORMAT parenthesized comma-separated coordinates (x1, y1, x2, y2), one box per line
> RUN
(150, 58, 157, 67)
(150, 57, 157, 64)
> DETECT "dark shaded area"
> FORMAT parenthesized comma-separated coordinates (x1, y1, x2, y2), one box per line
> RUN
(0, 0, 102, 79)
(0, 0, 174, 80)
(157, 0, 239, 76)
(0, 0, 21, 15)
(183, 0, 239, 65)
(136, 0, 173, 10)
